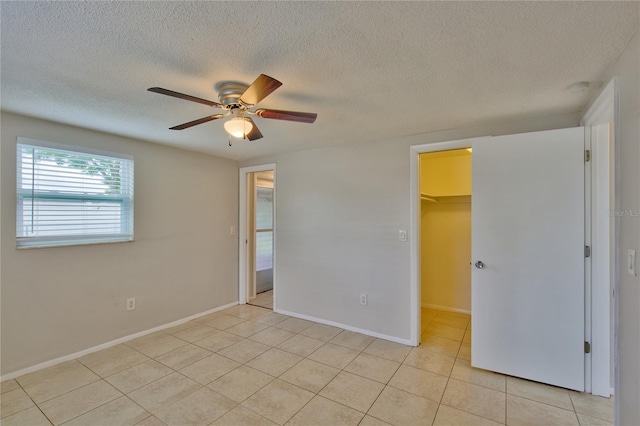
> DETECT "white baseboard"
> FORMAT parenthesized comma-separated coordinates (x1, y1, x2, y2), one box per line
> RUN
(276, 308, 414, 347)
(0, 301, 238, 382)
(422, 303, 471, 315)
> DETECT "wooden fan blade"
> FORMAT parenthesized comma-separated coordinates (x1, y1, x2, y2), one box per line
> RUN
(245, 117, 263, 141)
(170, 114, 226, 130)
(148, 87, 222, 107)
(239, 74, 282, 106)
(256, 109, 317, 123)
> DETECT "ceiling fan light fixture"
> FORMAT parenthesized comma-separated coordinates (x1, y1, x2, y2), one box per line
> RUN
(224, 117, 253, 138)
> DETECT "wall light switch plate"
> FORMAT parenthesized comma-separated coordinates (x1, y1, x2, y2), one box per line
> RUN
(399, 230, 407, 242)
(628, 249, 636, 276)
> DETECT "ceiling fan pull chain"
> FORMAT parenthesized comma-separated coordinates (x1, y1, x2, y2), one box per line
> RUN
(228, 138, 232, 147)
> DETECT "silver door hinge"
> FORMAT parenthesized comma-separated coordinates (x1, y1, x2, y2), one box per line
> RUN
(585, 342, 591, 354)
(585, 246, 591, 258)
(585, 150, 591, 162)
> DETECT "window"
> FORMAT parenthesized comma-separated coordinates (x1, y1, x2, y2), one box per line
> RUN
(16, 138, 134, 248)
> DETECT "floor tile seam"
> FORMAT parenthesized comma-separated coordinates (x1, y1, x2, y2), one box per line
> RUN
(122, 395, 155, 425)
(55, 394, 148, 425)
(569, 400, 616, 422)
(568, 394, 613, 422)
(22, 374, 103, 406)
(430, 403, 446, 426)
(239, 397, 287, 425)
(249, 353, 306, 381)
(420, 333, 464, 347)
(325, 339, 370, 352)
(83, 354, 152, 380)
(298, 345, 373, 397)
(206, 366, 276, 404)
(0, 385, 40, 421)
(363, 353, 404, 386)
(154, 347, 216, 371)
(442, 376, 507, 424)
(505, 390, 578, 413)
(276, 332, 326, 353)
(448, 369, 509, 394)
(293, 393, 368, 425)
(363, 349, 411, 365)
(299, 330, 343, 342)
(438, 401, 506, 425)
(239, 377, 317, 424)
(504, 395, 582, 424)
(169, 323, 220, 341)
(36, 404, 56, 425)
(104, 358, 184, 394)
(357, 383, 386, 420)
(399, 360, 453, 378)
(189, 336, 238, 353)
(413, 343, 460, 360)
(383, 380, 447, 406)
(134, 343, 191, 361)
(211, 344, 269, 367)
(138, 370, 207, 412)
(422, 329, 463, 342)
(276, 391, 320, 425)
(422, 333, 465, 343)
(446, 376, 509, 396)
(38, 380, 123, 426)
(425, 322, 469, 332)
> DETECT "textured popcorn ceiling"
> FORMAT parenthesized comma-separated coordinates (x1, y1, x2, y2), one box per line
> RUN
(1, 2, 637, 161)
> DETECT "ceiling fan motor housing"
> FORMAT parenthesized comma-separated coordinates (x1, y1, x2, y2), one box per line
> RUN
(216, 81, 250, 107)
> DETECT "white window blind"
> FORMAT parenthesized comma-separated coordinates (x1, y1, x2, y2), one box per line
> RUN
(16, 140, 134, 248)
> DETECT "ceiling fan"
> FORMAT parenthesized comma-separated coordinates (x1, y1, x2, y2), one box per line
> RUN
(148, 74, 317, 143)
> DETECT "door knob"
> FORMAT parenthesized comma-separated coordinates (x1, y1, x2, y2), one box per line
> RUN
(475, 261, 485, 269)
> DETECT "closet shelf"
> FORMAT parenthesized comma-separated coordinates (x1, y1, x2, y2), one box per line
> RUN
(421, 193, 471, 204)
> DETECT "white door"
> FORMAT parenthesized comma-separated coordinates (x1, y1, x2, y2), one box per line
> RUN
(471, 127, 585, 391)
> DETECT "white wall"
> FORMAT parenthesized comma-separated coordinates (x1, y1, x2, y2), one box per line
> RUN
(586, 30, 639, 425)
(240, 112, 580, 342)
(0, 112, 239, 375)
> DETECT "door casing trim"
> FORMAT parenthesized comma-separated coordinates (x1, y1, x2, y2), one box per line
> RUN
(239, 164, 277, 308)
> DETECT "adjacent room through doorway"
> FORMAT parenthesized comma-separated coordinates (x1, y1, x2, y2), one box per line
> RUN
(246, 170, 274, 310)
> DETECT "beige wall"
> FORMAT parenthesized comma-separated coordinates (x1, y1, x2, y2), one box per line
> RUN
(421, 200, 471, 312)
(420, 149, 472, 312)
(0, 112, 239, 375)
(420, 150, 472, 197)
(586, 29, 639, 424)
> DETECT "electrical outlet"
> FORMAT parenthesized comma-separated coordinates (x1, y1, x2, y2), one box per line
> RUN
(127, 298, 136, 311)
(360, 293, 368, 306)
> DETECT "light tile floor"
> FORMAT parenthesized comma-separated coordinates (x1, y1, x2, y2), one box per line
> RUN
(248, 290, 273, 310)
(0, 306, 614, 426)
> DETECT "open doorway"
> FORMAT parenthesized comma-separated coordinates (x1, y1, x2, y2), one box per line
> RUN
(419, 148, 472, 345)
(248, 171, 274, 309)
(239, 164, 276, 311)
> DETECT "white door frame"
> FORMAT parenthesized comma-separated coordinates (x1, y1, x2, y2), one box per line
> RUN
(409, 137, 491, 345)
(581, 77, 618, 397)
(239, 163, 277, 308)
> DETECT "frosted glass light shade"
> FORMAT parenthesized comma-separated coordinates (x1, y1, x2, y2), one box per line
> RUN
(224, 117, 253, 138)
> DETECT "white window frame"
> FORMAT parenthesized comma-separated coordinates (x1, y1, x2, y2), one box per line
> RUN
(16, 137, 134, 248)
